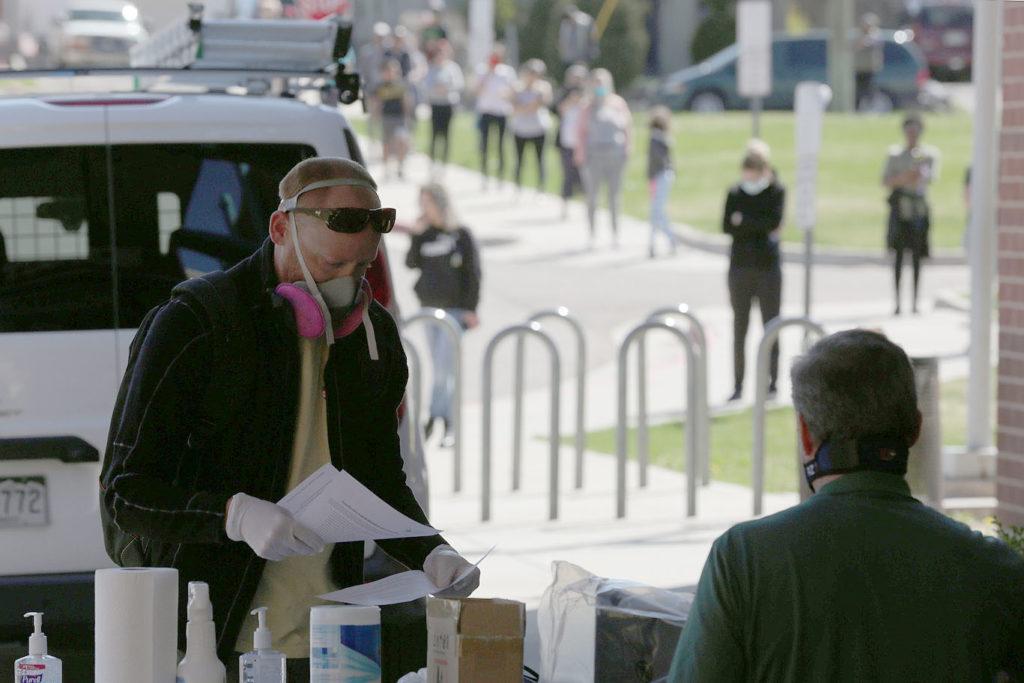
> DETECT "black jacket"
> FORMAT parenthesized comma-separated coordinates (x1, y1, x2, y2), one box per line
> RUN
(100, 238, 444, 660)
(406, 226, 481, 312)
(723, 180, 786, 270)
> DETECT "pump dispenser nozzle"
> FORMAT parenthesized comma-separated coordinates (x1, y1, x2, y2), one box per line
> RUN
(24, 612, 47, 656)
(250, 607, 272, 651)
(187, 581, 213, 622)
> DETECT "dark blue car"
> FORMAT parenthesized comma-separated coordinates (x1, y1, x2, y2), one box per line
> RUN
(658, 30, 929, 111)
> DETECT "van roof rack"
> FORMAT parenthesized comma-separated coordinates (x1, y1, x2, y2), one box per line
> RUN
(0, 2, 360, 103)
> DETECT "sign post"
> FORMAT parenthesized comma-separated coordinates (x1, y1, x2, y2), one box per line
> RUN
(737, 0, 772, 137)
(794, 81, 832, 331)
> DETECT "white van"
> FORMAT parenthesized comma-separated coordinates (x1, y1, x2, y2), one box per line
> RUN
(0, 81, 427, 668)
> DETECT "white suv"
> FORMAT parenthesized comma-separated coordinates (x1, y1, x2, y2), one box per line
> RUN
(0, 81, 427, 670)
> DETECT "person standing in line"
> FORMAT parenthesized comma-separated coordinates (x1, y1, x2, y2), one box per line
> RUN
(724, 143, 785, 402)
(474, 44, 517, 190)
(405, 183, 481, 448)
(510, 59, 553, 192)
(883, 113, 938, 315)
(854, 12, 884, 111)
(422, 39, 464, 171)
(554, 64, 589, 219)
(358, 22, 391, 153)
(373, 59, 414, 181)
(575, 68, 632, 248)
(647, 105, 678, 258)
(384, 25, 414, 79)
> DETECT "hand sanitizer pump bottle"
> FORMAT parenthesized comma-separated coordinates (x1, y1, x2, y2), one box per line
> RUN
(15, 612, 62, 683)
(239, 607, 286, 683)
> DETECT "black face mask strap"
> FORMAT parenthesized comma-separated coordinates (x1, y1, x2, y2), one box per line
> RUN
(804, 437, 909, 492)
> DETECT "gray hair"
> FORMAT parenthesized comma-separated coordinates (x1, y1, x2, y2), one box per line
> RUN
(790, 330, 918, 444)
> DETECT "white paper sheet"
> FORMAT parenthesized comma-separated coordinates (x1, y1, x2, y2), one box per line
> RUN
(278, 464, 440, 544)
(319, 547, 494, 606)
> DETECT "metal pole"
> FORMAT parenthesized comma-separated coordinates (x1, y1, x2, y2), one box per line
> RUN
(752, 317, 826, 516)
(616, 319, 700, 519)
(400, 335, 423, 455)
(967, 0, 1002, 454)
(646, 305, 711, 486)
(481, 323, 562, 522)
(751, 96, 763, 138)
(637, 338, 650, 486)
(402, 309, 464, 492)
(512, 308, 588, 489)
(512, 333, 525, 491)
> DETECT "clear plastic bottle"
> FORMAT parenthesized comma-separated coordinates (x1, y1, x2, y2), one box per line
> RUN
(15, 612, 62, 683)
(239, 607, 285, 683)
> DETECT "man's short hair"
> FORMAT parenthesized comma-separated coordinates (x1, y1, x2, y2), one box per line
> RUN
(278, 157, 377, 204)
(790, 330, 918, 444)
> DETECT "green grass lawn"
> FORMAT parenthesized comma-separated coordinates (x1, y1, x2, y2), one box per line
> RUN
(575, 376, 974, 494)
(358, 109, 972, 251)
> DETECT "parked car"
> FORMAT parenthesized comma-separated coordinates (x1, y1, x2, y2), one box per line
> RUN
(0, 74, 426, 678)
(51, 1, 147, 68)
(906, 0, 973, 81)
(657, 30, 929, 112)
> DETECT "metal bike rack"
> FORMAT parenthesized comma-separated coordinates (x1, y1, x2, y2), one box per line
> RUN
(512, 307, 587, 491)
(752, 316, 826, 516)
(400, 334, 423, 457)
(402, 309, 465, 493)
(482, 322, 562, 522)
(638, 305, 710, 488)
(617, 319, 701, 519)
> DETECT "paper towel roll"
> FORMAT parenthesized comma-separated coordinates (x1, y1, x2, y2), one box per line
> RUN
(95, 567, 179, 683)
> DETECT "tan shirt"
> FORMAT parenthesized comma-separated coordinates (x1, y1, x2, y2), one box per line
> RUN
(234, 336, 338, 658)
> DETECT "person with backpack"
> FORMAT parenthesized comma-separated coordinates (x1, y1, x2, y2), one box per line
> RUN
(100, 157, 479, 679)
(405, 183, 481, 448)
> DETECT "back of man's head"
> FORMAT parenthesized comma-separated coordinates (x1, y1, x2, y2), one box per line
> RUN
(791, 330, 918, 445)
(278, 157, 377, 203)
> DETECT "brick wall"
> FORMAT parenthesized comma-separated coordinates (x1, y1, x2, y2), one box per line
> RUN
(998, 2, 1024, 525)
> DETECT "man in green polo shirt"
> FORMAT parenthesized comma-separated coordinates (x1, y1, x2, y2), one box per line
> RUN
(670, 330, 1024, 681)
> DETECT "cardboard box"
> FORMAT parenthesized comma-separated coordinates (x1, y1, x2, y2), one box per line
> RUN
(426, 597, 525, 683)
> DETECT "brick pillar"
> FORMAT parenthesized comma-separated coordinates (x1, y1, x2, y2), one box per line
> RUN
(998, 2, 1024, 525)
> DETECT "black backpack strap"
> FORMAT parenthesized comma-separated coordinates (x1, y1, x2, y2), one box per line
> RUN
(171, 271, 252, 450)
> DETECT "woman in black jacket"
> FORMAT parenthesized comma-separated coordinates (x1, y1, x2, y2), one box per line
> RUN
(724, 145, 786, 402)
(406, 183, 481, 446)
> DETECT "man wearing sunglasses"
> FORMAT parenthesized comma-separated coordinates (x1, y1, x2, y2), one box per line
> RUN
(101, 157, 478, 679)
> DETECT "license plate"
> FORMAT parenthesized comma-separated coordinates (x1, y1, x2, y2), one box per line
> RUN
(0, 476, 49, 528)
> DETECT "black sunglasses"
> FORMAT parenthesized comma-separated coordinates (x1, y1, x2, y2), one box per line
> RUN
(291, 207, 397, 234)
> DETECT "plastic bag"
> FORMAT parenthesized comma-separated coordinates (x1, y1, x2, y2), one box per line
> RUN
(538, 561, 693, 683)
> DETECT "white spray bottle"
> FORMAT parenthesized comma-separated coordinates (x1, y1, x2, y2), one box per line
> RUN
(176, 582, 226, 683)
(15, 612, 62, 683)
(239, 607, 285, 683)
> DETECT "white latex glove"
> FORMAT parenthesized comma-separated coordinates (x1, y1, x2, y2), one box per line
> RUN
(423, 544, 480, 598)
(225, 492, 325, 561)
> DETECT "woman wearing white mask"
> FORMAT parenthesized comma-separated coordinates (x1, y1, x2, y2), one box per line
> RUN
(724, 142, 786, 403)
(575, 68, 632, 247)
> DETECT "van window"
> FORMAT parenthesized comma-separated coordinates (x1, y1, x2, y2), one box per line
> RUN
(884, 41, 917, 68)
(783, 39, 826, 70)
(0, 143, 315, 333)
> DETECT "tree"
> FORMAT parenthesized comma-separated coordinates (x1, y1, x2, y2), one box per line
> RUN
(519, 0, 650, 89)
(691, 0, 736, 63)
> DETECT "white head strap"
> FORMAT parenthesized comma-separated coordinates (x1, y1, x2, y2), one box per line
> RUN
(281, 176, 381, 347)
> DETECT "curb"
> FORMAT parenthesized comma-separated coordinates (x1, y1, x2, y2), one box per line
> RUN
(670, 222, 967, 267)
